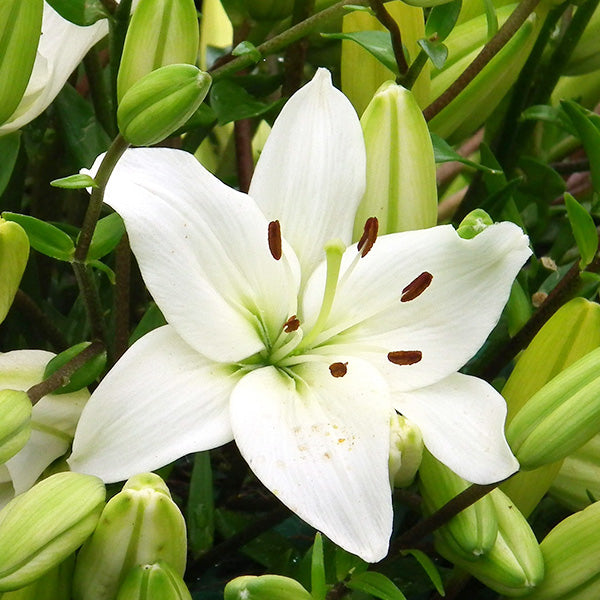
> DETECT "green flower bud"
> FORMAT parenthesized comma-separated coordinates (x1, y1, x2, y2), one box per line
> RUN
(117, 64, 211, 146)
(0, 554, 74, 600)
(0, 219, 30, 324)
(116, 561, 191, 600)
(506, 346, 600, 470)
(0, 0, 43, 125)
(419, 451, 498, 559)
(0, 390, 31, 466)
(224, 575, 313, 600)
(73, 472, 187, 600)
(117, 0, 199, 102)
(0, 472, 105, 591)
(436, 489, 543, 597)
(456, 209, 494, 239)
(245, 0, 294, 21)
(527, 501, 600, 599)
(388, 415, 423, 488)
(353, 82, 437, 239)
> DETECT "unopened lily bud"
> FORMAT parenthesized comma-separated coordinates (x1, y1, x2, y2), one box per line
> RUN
(117, 64, 211, 146)
(0, 0, 43, 125)
(527, 501, 600, 599)
(117, 0, 199, 101)
(419, 451, 498, 559)
(224, 575, 313, 600)
(501, 298, 600, 515)
(73, 472, 187, 600)
(353, 82, 437, 238)
(0, 390, 31, 465)
(388, 415, 423, 487)
(0, 472, 105, 591)
(245, 0, 294, 21)
(0, 218, 30, 324)
(436, 489, 543, 597)
(456, 209, 493, 239)
(506, 346, 600, 470)
(116, 561, 192, 600)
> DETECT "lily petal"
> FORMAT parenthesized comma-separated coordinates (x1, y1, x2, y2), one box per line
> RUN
(302, 222, 531, 391)
(68, 325, 238, 483)
(249, 69, 366, 279)
(230, 359, 393, 562)
(100, 147, 300, 363)
(394, 372, 518, 484)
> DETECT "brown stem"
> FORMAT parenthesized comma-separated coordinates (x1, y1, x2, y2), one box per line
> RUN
(369, 0, 409, 76)
(113, 233, 131, 363)
(72, 262, 107, 345)
(234, 119, 254, 193)
(27, 341, 105, 404)
(282, 0, 316, 96)
(423, 0, 541, 122)
(100, 0, 118, 13)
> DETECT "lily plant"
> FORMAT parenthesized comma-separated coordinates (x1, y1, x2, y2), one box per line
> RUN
(68, 69, 531, 562)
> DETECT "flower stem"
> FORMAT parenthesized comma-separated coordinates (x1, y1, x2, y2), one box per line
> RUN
(83, 47, 117, 138)
(369, 0, 409, 77)
(400, 49, 428, 90)
(283, 0, 316, 96)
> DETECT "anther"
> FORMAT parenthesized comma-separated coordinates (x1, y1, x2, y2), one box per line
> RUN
(387, 351, 422, 365)
(268, 220, 282, 260)
(283, 315, 300, 333)
(329, 362, 348, 377)
(401, 272, 433, 302)
(357, 216, 378, 257)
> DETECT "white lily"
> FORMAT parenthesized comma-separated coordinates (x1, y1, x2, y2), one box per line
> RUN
(0, 350, 89, 508)
(68, 69, 530, 562)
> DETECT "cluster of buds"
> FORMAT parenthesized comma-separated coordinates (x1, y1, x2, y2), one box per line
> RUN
(0, 219, 29, 324)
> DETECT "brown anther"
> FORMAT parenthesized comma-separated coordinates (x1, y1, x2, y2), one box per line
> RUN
(357, 216, 379, 257)
(329, 362, 348, 377)
(401, 272, 433, 302)
(387, 351, 422, 365)
(268, 220, 282, 260)
(283, 315, 300, 333)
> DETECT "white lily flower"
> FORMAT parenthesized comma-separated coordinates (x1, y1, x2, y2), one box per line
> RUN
(0, 350, 89, 508)
(68, 69, 530, 562)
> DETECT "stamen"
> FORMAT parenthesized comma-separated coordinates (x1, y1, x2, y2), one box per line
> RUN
(388, 351, 422, 365)
(329, 362, 348, 377)
(268, 220, 282, 260)
(284, 315, 300, 333)
(357, 217, 379, 257)
(401, 272, 433, 302)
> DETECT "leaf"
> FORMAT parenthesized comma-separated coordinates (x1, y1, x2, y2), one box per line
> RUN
(0, 132, 20, 197)
(311, 534, 326, 600)
(417, 39, 448, 70)
(425, 0, 462, 42)
(51, 173, 98, 190)
(347, 572, 407, 600)
(564, 193, 598, 269)
(322, 31, 398, 74)
(401, 549, 445, 596)
(209, 80, 281, 125)
(45, 0, 109, 25)
(431, 133, 501, 174)
(2, 212, 75, 261)
(129, 302, 167, 345)
(186, 452, 215, 554)
(43, 342, 107, 394)
(87, 213, 126, 261)
(521, 105, 577, 136)
(232, 40, 262, 63)
(482, 0, 498, 38)
(89, 259, 116, 284)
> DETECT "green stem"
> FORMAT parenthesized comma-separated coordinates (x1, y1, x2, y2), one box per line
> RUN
(83, 47, 117, 138)
(108, 0, 133, 108)
(400, 48, 428, 90)
(369, 0, 409, 76)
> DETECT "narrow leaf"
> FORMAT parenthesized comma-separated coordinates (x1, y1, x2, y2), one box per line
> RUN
(347, 572, 407, 600)
(0, 132, 21, 197)
(564, 193, 598, 268)
(431, 133, 501, 173)
(401, 549, 445, 596)
(311, 534, 326, 600)
(51, 174, 99, 190)
(187, 452, 215, 554)
(87, 213, 126, 261)
(417, 39, 448, 70)
(322, 31, 398, 74)
(482, 0, 498, 38)
(45, 0, 108, 25)
(210, 80, 281, 125)
(425, 0, 462, 42)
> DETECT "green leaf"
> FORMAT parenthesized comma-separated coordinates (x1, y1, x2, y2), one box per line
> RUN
(520, 105, 576, 136)
(232, 40, 262, 63)
(43, 342, 107, 394)
(482, 0, 498, 38)
(401, 549, 445, 596)
(45, 0, 108, 25)
(347, 572, 407, 600)
(129, 302, 166, 345)
(564, 192, 598, 268)
(431, 133, 501, 173)
(562, 100, 600, 194)
(210, 80, 281, 125)
(322, 31, 398, 74)
(50, 173, 98, 190)
(425, 0, 462, 42)
(310, 534, 326, 600)
(87, 213, 125, 261)
(417, 39, 448, 70)
(0, 132, 20, 197)
(186, 452, 215, 554)
(89, 259, 116, 284)
(2, 212, 75, 261)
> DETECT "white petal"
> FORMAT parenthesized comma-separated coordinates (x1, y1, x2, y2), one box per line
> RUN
(394, 373, 518, 484)
(100, 147, 300, 363)
(230, 359, 393, 562)
(68, 325, 238, 483)
(249, 69, 366, 279)
(0, 3, 107, 134)
(302, 222, 531, 391)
